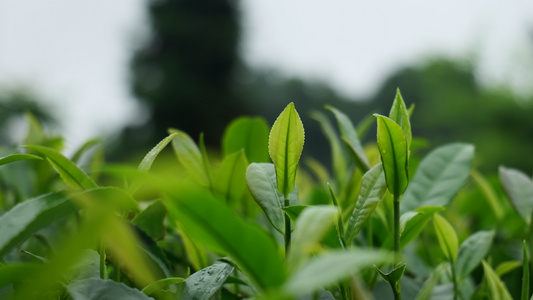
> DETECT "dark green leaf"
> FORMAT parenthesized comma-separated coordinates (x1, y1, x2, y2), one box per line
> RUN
(269, 102, 305, 196)
(375, 114, 409, 197)
(0, 263, 43, 287)
(0, 192, 74, 257)
(68, 278, 153, 300)
(455, 230, 494, 280)
(246, 163, 298, 234)
(345, 163, 387, 243)
(165, 183, 285, 290)
(222, 116, 270, 163)
(401, 143, 474, 214)
(471, 170, 505, 221)
(132, 200, 167, 241)
(25, 145, 98, 190)
(398, 206, 444, 249)
(499, 166, 533, 224)
(375, 263, 407, 285)
(181, 263, 234, 300)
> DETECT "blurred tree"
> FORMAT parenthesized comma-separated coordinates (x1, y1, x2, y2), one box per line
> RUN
(0, 86, 55, 146)
(121, 0, 247, 157)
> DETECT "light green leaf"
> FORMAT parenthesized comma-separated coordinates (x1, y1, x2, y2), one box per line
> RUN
(0, 192, 75, 257)
(283, 250, 391, 297)
(310, 110, 347, 188)
(482, 260, 513, 300)
(495, 261, 522, 277)
(327, 105, 370, 172)
(455, 230, 494, 280)
(388, 89, 412, 151)
(344, 163, 387, 243)
(24, 145, 98, 190)
(269, 102, 305, 196)
(222, 116, 270, 163)
(68, 278, 153, 300)
(400, 206, 444, 249)
(401, 143, 474, 214)
(282, 205, 309, 224)
(288, 206, 338, 271)
(165, 183, 285, 290)
(142, 277, 184, 296)
(499, 166, 533, 224)
(214, 150, 248, 205)
(181, 263, 234, 300)
(0, 153, 42, 166)
(374, 114, 409, 197)
(132, 200, 167, 241)
(138, 133, 178, 172)
(433, 214, 458, 262)
(471, 170, 505, 221)
(169, 129, 211, 186)
(375, 263, 406, 286)
(246, 163, 298, 234)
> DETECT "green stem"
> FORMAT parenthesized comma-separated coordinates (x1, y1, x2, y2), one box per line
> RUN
(529, 219, 533, 297)
(393, 194, 402, 300)
(99, 242, 106, 280)
(451, 260, 458, 300)
(393, 195, 401, 264)
(114, 263, 121, 282)
(284, 196, 291, 256)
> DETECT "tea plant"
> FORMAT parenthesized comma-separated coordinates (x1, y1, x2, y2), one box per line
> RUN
(0, 90, 531, 300)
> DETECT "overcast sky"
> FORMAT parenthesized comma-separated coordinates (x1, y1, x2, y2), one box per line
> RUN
(1, 1, 532, 151)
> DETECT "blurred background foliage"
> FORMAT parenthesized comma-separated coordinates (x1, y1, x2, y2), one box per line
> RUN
(0, 0, 532, 175)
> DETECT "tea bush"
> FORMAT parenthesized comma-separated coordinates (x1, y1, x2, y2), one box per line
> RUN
(0, 90, 530, 300)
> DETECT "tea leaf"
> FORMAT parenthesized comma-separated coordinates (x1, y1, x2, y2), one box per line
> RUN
(499, 166, 533, 224)
(471, 170, 505, 221)
(400, 206, 444, 249)
(344, 163, 387, 243)
(375, 263, 406, 286)
(222, 116, 270, 163)
(269, 102, 305, 196)
(388, 89, 412, 151)
(181, 263, 234, 300)
(283, 250, 391, 297)
(132, 200, 167, 241)
(246, 163, 298, 234)
(68, 278, 153, 300)
(433, 214, 458, 262)
(401, 143, 474, 214)
(288, 206, 338, 271)
(169, 129, 211, 186)
(138, 133, 178, 172)
(165, 183, 285, 290)
(327, 105, 370, 172)
(0, 263, 43, 287)
(25, 145, 98, 190)
(0, 153, 42, 166)
(455, 230, 494, 280)
(142, 277, 185, 296)
(495, 261, 522, 277)
(375, 114, 409, 197)
(481, 260, 513, 300)
(310, 110, 347, 187)
(0, 192, 74, 257)
(214, 150, 248, 205)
